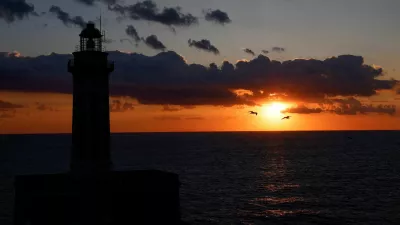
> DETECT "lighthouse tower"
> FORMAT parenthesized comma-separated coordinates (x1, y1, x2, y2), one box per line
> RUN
(13, 22, 182, 225)
(68, 22, 114, 173)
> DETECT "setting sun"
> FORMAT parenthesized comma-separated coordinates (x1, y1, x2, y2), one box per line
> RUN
(262, 102, 288, 118)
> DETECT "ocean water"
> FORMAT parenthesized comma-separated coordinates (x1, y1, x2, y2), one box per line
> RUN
(1, 131, 400, 224)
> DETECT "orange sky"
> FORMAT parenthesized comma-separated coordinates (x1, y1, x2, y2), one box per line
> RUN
(1, 91, 400, 134)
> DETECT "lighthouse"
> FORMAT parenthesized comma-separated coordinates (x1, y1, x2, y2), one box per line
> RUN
(68, 22, 114, 173)
(14, 22, 182, 225)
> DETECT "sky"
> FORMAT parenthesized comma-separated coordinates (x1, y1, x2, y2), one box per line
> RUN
(1, 0, 400, 133)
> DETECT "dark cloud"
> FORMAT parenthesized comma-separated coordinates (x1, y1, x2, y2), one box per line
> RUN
(108, 1, 198, 28)
(284, 98, 396, 116)
(49, 6, 86, 29)
(188, 39, 219, 55)
(271, 47, 285, 53)
(262, 50, 269, 54)
(162, 105, 180, 112)
(75, 0, 119, 6)
(0, 0, 36, 23)
(204, 9, 231, 25)
(142, 35, 166, 51)
(0, 51, 396, 108)
(110, 99, 134, 112)
(125, 25, 141, 43)
(243, 48, 255, 56)
(0, 100, 23, 111)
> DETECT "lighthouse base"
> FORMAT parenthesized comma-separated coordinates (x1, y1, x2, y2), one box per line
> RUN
(13, 170, 182, 225)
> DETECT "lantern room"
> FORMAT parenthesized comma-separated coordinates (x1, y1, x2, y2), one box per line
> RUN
(79, 22, 103, 52)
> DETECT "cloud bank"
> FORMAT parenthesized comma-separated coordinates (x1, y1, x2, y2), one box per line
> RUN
(0, 51, 397, 111)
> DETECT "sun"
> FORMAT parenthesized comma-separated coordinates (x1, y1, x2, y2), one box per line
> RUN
(261, 102, 288, 118)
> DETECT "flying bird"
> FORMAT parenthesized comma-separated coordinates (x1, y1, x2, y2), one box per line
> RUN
(281, 116, 291, 120)
(249, 111, 258, 116)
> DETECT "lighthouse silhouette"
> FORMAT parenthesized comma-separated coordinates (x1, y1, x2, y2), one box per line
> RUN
(68, 22, 114, 173)
(13, 22, 183, 225)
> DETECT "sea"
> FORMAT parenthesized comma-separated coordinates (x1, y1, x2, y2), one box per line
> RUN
(0, 131, 399, 225)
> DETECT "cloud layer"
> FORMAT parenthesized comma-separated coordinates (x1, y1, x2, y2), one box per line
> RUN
(0, 51, 396, 110)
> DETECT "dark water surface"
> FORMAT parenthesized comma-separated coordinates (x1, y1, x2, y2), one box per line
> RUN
(1, 131, 400, 224)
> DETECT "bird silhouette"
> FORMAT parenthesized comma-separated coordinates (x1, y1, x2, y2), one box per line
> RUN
(281, 116, 291, 120)
(249, 111, 258, 116)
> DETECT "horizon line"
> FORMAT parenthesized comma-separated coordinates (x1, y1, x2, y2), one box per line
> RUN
(2, 129, 400, 136)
